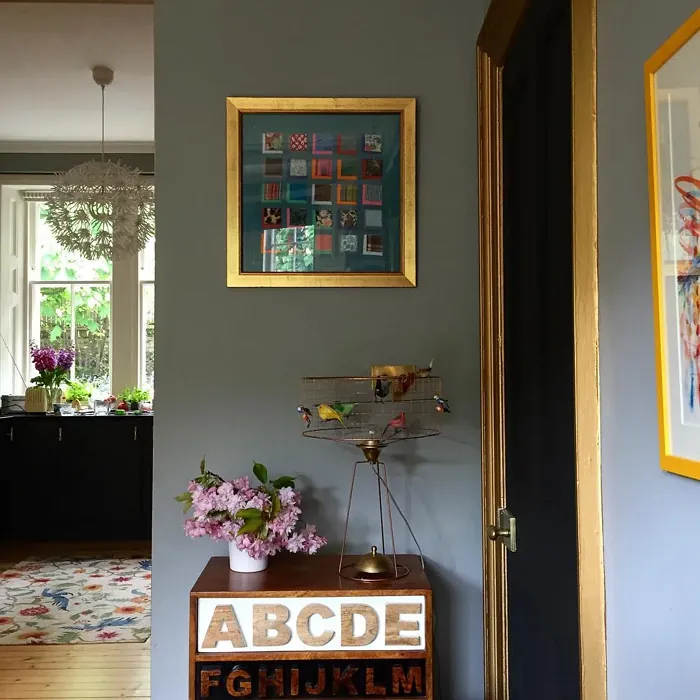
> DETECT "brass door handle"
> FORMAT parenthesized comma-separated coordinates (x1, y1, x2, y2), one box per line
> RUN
(487, 508, 517, 552)
(487, 525, 510, 540)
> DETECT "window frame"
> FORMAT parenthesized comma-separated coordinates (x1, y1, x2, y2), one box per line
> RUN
(0, 176, 154, 397)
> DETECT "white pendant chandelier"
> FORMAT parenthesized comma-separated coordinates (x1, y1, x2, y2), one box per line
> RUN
(45, 66, 154, 261)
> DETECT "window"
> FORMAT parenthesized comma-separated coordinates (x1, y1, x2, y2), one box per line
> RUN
(30, 204, 113, 393)
(0, 185, 155, 398)
(140, 232, 155, 395)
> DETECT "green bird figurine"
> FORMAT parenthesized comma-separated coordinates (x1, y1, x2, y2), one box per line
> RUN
(331, 402, 356, 418)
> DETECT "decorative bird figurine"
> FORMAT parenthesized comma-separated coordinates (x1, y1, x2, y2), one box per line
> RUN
(398, 372, 416, 395)
(418, 358, 434, 377)
(434, 395, 451, 413)
(331, 402, 356, 418)
(374, 376, 390, 402)
(297, 405, 312, 428)
(42, 587, 74, 611)
(317, 404, 346, 427)
(383, 411, 407, 437)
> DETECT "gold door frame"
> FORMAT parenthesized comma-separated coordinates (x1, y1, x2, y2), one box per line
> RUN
(477, 0, 606, 698)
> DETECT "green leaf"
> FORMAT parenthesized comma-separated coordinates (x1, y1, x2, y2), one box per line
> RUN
(238, 518, 262, 536)
(49, 325, 62, 342)
(236, 508, 262, 520)
(200, 457, 206, 474)
(253, 462, 268, 484)
(271, 493, 281, 519)
(175, 492, 193, 512)
(271, 476, 296, 489)
(260, 522, 269, 540)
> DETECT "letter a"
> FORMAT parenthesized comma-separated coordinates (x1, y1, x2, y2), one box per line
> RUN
(202, 604, 246, 649)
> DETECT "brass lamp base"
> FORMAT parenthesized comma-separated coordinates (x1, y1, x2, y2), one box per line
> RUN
(339, 546, 410, 582)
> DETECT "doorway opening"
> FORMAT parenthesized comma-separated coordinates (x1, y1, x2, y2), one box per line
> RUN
(477, 0, 605, 697)
(0, 3, 154, 698)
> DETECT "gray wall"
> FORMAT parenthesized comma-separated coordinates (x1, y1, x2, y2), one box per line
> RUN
(598, 1, 700, 697)
(153, 1, 484, 699)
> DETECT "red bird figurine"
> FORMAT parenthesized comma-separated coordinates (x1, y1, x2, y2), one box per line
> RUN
(383, 411, 407, 437)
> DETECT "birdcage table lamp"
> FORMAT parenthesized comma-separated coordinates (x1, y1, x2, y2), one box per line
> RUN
(299, 371, 449, 581)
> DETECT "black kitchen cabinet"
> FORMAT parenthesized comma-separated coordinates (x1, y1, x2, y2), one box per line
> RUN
(0, 415, 153, 542)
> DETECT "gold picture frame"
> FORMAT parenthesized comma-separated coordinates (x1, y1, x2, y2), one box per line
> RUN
(226, 97, 416, 288)
(645, 10, 700, 480)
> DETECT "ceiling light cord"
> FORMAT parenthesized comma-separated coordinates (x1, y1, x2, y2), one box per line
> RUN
(101, 85, 105, 166)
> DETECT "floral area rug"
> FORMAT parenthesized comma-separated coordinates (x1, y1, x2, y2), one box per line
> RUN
(0, 556, 151, 645)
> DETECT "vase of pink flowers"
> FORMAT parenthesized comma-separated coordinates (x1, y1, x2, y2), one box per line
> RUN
(176, 459, 327, 573)
(26, 342, 75, 412)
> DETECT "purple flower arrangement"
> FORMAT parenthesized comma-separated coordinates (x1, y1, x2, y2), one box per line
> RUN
(29, 342, 75, 396)
(176, 460, 327, 560)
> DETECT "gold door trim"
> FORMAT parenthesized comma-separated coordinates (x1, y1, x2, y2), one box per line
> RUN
(477, 1, 607, 698)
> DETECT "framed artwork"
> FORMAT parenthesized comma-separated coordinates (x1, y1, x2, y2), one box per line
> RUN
(645, 9, 700, 480)
(226, 98, 416, 287)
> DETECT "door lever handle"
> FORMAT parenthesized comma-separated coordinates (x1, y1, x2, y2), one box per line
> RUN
(487, 525, 511, 540)
(487, 507, 517, 552)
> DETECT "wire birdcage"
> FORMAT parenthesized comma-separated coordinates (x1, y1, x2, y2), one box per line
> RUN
(300, 374, 442, 458)
(299, 370, 448, 581)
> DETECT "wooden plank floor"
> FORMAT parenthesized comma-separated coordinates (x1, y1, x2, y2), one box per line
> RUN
(0, 542, 151, 699)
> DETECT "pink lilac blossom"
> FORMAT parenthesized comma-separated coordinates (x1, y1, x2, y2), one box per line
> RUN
(231, 476, 250, 491)
(182, 476, 327, 559)
(278, 487, 299, 507)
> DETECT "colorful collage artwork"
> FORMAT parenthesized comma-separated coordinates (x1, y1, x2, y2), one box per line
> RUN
(252, 129, 393, 272)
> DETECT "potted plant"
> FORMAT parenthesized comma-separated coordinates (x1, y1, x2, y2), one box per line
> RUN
(118, 387, 151, 412)
(176, 459, 327, 572)
(65, 379, 93, 410)
(26, 343, 75, 412)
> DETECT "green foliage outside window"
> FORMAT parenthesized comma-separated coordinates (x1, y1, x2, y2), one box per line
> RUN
(38, 206, 112, 392)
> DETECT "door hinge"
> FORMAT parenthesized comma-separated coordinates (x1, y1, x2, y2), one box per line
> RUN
(487, 507, 517, 552)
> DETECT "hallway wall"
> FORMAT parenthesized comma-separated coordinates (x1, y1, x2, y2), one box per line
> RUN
(153, 1, 485, 698)
(598, 1, 700, 697)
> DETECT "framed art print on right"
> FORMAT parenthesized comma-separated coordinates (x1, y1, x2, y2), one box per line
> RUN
(646, 9, 700, 479)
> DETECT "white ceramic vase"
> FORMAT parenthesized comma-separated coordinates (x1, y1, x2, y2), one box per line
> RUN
(228, 542, 268, 573)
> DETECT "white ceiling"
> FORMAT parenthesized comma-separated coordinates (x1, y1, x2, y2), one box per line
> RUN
(0, 3, 154, 148)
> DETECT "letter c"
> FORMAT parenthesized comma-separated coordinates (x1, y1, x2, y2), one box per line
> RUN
(296, 603, 335, 646)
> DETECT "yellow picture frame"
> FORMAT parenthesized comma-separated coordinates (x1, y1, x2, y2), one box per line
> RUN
(645, 10, 700, 480)
(226, 97, 416, 288)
